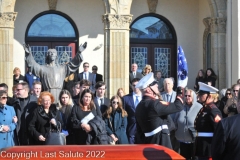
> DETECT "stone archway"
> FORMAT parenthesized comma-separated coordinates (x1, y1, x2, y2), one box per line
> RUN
(203, 0, 227, 90)
(0, 0, 17, 93)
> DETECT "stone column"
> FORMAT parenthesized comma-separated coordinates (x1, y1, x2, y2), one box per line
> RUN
(208, 17, 226, 90)
(229, 0, 240, 86)
(0, 0, 17, 94)
(102, 0, 133, 97)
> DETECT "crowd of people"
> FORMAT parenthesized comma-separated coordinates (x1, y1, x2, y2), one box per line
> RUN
(1, 62, 240, 160)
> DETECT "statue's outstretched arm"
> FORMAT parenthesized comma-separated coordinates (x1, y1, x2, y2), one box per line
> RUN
(23, 43, 32, 55)
(78, 42, 87, 54)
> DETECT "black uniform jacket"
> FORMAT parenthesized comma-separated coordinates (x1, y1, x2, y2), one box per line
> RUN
(135, 95, 183, 149)
(212, 114, 240, 160)
(194, 102, 222, 157)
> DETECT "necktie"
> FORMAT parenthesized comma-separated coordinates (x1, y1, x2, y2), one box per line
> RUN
(100, 98, 103, 106)
(135, 96, 139, 107)
(84, 73, 87, 80)
(133, 72, 136, 78)
(167, 94, 170, 102)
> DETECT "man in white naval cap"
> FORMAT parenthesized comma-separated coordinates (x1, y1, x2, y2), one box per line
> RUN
(134, 72, 184, 149)
(194, 82, 222, 160)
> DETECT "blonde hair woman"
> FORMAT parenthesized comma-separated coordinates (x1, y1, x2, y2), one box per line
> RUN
(142, 64, 152, 76)
(13, 67, 25, 85)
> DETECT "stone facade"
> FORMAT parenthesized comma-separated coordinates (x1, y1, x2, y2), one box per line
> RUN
(0, 0, 235, 97)
(0, 0, 17, 95)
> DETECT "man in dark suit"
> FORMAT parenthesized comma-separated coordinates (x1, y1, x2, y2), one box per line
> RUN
(212, 113, 240, 160)
(129, 63, 143, 92)
(78, 62, 95, 93)
(92, 65, 103, 84)
(122, 78, 142, 144)
(93, 81, 110, 114)
(13, 82, 38, 145)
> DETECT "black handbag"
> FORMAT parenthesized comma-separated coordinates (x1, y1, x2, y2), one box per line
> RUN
(188, 127, 197, 141)
(45, 123, 66, 145)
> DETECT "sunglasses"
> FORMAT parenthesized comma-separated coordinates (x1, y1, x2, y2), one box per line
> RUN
(84, 66, 89, 68)
(149, 81, 158, 87)
(233, 90, 239, 92)
(185, 95, 191, 97)
(226, 93, 231, 95)
(112, 101, 119, 104)
(0, 96, 7, 100)
(92, 68, 97, 70)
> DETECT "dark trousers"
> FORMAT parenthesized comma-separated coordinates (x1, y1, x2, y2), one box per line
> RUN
(180, 142, 195, 160)
(170, 130, 180, 152)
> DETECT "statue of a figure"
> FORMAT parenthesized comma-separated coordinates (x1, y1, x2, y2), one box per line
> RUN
(109, 0, 132, 14)
(23, 42, 87, 102)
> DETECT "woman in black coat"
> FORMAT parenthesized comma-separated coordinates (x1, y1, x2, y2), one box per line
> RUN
(70, 89, 102, 145)
(28, 91, 63, 145)
(204, 68, 217, 87)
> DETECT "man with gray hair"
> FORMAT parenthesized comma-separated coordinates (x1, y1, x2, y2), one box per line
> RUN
(135, 73, 184, 149)
(161, 78, 179, 152)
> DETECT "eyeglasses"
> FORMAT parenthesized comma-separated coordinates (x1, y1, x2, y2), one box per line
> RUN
(0, 96, 7, 100)
(16, 88, 23, 91)
(112, 101, 119, 104)
(185, 95, 191, 97)
(84, 66, 89, 68)
(149, 81, 158, 87)
(233, 90, 239, 92)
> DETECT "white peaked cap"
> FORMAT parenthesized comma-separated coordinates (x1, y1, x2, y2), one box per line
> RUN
(198, 82, 218, 93)
(135, 72, 155, 89)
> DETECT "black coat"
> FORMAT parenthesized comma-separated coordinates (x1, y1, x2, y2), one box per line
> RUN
(28, 104, 63, 145)
(194, 103, 222, 157)
(13, 95, 38, 145)
(87, 116, 110, 145)
(194, 77, 205, 91)
(135, 96, 184, 149)
(13, 75, 25, 85)
(212, 114, 240, 160)
(70, 105, 102, 144)
(95, 73, 103, 83)
(204, 76, 217, 87)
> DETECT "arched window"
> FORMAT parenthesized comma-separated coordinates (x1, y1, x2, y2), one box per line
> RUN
(25, 11, 79, 65)
(130, 14, 177, 78)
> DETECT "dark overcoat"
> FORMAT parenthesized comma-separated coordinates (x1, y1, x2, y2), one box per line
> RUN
(212, 114, 240, 160)
(13, 95, 37, 145)
(103, 108, 129, 144)
(28, 104, 63, 145)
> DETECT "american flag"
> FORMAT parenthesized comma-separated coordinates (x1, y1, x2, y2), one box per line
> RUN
(177, 46, 188, 88)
